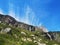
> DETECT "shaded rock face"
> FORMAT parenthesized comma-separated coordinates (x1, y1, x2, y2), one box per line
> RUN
(0, 14, 35, 31)
(0, 14, 16, 25)
(48, 32, 60, 41)
(43, 32, 60, 41)
(43, 32, 53, 40)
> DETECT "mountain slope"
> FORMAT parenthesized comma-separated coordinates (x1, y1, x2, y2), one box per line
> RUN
(0, 14, 60, 45)
(0, 20, 60, 45)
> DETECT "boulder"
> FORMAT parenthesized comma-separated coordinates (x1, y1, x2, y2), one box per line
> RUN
(1, 28, 11, 33)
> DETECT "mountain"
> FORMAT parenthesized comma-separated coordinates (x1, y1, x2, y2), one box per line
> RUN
(0, 14, 60, 45)
(0, 14, 36, 31)
(0, 14, 48, 32)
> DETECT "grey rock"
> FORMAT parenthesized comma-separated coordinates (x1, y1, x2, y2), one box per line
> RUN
(1, 28, 11, 33)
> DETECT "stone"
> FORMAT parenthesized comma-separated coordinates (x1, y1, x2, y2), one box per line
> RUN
(34, 40, 37, 43)
(1, 28, 11, 33)
(37, 42, 46, 45)
(53, 44, 58, 45)
(21, 37, 27, 41)
(30, 34, 35, 37)
(27, 38, 32, 42)
(21, 32, 26, 35)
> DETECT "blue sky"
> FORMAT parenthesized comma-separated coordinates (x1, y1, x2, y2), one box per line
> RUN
(0, 0, 60, 31)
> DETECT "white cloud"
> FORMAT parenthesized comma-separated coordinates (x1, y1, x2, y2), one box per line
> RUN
(20, 6, 36, 25)
(38, 23, 42, 27)
(15, 7, 20, 21)
(8, 2, 42, 26)
(8, 2, 21, 21)
(24, 6, 31, 24)
(19, 6, 43, 26)
(8, 2, 16, 19)
(0, 8, 4, 14)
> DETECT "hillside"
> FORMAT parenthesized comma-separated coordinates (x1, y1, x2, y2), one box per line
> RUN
(0, 21, 60, 45)
(0, 14, 60, 45)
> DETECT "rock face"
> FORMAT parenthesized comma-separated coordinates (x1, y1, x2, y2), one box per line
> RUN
(48, 32, 60, 41)
(0, 28, 11, 33)
(0, 14, 48, 32)
(0, 14, 35, 31)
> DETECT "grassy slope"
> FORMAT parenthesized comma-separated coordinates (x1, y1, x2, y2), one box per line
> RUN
(0, 23, 60, 45)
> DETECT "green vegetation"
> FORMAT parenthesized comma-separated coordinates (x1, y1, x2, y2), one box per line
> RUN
(0, 23, 60, 45)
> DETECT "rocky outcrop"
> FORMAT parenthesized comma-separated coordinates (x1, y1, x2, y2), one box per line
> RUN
(48, 32, 60, 42)
(0, 14, 49, 32)
(0, 14, 35, 31)
(0, 28, 11, 33)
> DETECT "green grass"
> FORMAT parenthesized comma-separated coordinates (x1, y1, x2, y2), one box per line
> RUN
(0, 23, 60, 45)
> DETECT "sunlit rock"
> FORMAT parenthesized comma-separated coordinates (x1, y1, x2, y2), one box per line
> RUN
(34, 40, 37, 43)
(33, 37, 36, 40)
(53, 44, 58, 45)
(21, 37, 27, 41)
(21, 31, 26, 35)
(30, 34, 35, 37)
(1, 28, 11, 33)
(37, 42, 46, 45)
(38, 38, 42, 42)
(27, 38, 32, 42)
